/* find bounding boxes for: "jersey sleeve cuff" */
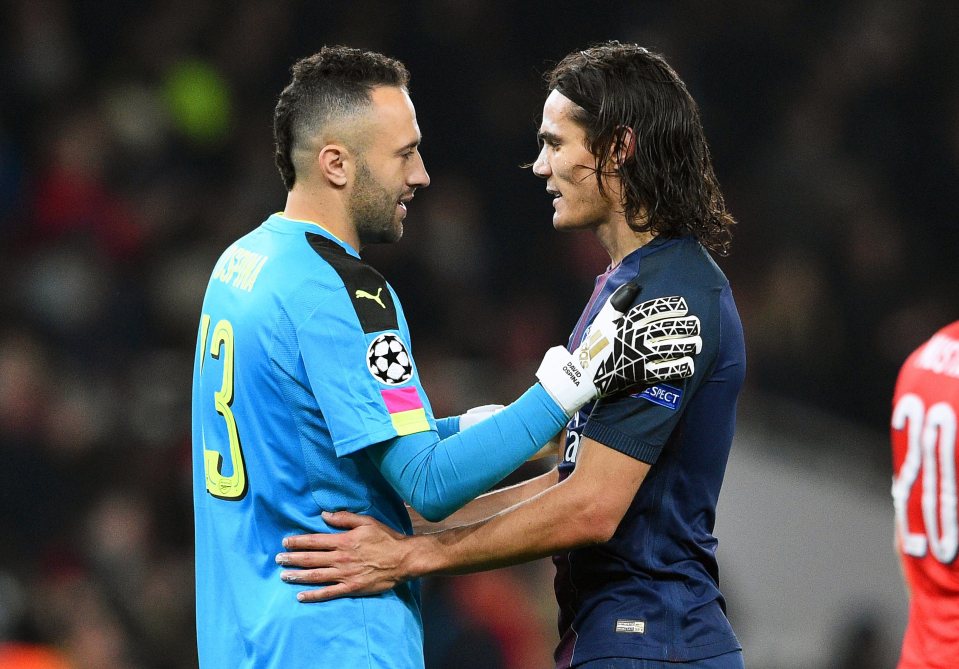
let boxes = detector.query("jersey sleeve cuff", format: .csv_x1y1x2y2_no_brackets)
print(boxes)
582,421,662,464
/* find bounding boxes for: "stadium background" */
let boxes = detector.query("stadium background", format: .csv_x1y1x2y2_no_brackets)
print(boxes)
1,1,957,667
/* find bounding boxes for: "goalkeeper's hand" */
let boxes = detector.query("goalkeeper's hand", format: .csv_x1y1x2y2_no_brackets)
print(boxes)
536,283,702,415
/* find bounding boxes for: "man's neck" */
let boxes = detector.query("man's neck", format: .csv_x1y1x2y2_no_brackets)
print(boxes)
595,217,656,268
283,188,359,252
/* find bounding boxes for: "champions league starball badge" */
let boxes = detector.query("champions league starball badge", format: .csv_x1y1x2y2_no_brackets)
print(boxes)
367,333,413,385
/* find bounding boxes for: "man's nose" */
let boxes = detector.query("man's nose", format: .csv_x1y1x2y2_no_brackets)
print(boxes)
532,146,550,178
411,153,430,188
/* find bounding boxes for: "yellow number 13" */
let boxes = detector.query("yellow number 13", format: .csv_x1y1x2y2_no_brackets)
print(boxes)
198,315,248,500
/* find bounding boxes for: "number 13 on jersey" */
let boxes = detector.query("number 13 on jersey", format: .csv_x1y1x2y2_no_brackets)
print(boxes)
197,314,248,501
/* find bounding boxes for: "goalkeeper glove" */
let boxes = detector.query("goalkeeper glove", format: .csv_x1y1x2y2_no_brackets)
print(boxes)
592,293,702,395
536,283,702,415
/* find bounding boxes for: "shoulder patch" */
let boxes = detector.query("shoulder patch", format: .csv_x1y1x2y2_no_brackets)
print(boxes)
367,333,413,385
306,233,398,333
631,383,683,410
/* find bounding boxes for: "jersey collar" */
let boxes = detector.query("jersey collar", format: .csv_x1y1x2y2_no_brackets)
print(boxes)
613,235,684,271
265,213,361,258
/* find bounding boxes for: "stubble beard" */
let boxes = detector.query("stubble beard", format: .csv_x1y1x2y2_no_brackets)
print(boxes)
350,159,403,246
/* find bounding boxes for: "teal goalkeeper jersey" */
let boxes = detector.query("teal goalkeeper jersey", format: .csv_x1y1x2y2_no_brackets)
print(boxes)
191,213,435,669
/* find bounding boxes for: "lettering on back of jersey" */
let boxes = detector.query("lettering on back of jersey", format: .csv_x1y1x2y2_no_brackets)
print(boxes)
212,244,269,293
915,333,959,379
632,383,683,410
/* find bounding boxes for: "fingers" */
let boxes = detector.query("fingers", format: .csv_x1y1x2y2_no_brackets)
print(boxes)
591,282,641,336
280,513,372,551
629,310,703,363
296,584,358,603
608,281,640,312
643,315,701,342
646,357,695,381
276,550,336,569
279,566,339,584
322,510,374,530
281,533,340,551
642,313,702,361
273,512,406,605
626,295,689,328
647,335,703,358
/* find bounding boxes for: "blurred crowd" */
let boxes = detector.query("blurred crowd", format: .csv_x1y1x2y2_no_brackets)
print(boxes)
0,1,956,667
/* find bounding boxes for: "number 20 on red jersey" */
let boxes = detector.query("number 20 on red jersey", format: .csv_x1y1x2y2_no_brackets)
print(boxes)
892,393,958,564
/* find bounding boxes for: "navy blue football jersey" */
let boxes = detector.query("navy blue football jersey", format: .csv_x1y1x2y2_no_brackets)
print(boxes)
554,235,745,666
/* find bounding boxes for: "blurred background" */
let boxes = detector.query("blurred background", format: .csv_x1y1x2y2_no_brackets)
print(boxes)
1,0,957,667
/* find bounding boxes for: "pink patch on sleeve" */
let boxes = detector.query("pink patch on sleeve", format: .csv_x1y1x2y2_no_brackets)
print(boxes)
380,386,423,413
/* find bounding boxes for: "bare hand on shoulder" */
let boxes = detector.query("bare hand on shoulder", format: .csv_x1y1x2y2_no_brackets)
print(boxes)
275,511,412,603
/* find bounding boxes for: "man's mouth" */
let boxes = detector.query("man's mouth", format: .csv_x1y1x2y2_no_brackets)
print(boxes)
547,188,562,207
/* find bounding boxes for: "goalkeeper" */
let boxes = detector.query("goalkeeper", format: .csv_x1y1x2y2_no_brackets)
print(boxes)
191,46,700,669
279,43,747,669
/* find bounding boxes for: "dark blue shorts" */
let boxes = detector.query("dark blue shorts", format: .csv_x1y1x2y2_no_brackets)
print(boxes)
574,650,745,669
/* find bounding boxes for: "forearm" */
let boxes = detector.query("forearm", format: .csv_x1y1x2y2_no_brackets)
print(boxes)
410,468,558,532
399,439,650,578
401,474,606,577
371,383,568,521
279,438,650,603
528,432,561,461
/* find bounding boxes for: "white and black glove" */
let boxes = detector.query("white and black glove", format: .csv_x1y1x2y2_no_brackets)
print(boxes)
536,283,702,415
592,294,702,396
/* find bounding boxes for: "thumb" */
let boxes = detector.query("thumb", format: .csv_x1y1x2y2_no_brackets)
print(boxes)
322,510,374,529
591,282,641,334
609,281,640,312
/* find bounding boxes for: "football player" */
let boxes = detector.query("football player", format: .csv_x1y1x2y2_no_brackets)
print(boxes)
891,321,959,669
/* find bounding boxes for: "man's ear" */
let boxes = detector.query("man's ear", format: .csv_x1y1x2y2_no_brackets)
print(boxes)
317,144,351,187
612,126,636,168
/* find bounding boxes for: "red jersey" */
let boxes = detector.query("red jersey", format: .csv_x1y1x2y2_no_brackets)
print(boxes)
892,321,959,669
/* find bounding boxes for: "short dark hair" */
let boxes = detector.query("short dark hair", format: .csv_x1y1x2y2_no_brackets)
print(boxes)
547,41,735,255
273,46,410,191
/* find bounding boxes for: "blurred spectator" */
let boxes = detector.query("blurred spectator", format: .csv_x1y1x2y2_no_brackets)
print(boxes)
0,642,71,669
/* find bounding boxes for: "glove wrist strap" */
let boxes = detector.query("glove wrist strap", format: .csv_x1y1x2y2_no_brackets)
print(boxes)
535,346,592,416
